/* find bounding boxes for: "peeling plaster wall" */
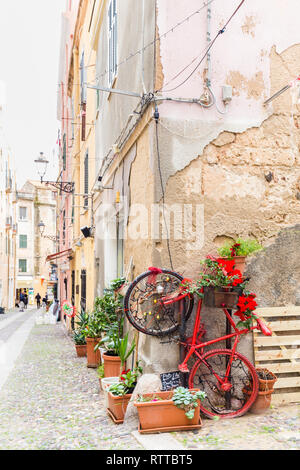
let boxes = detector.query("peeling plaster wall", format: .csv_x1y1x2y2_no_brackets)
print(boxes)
155,0,300,183
147,1,300,368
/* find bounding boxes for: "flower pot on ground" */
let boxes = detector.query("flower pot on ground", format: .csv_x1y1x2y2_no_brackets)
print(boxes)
134,387,206,434
106,366,143,423
244,388,274,415
73,330,87,357
256,368,277,391
100,331,136,378
106,382,133,423
75,344,87,357
86,337,101,368
107,390,132,423
101,377,120,407
102,352,122,377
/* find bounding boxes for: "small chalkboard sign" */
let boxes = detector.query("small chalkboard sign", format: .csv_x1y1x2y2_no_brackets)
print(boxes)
160,371,181,391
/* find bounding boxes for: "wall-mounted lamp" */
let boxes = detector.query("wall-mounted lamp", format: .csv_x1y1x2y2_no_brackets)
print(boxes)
38,220,59,242
81,226,93,238
34,152,74,194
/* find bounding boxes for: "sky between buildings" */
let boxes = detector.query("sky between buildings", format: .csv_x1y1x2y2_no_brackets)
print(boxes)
0,0,63,188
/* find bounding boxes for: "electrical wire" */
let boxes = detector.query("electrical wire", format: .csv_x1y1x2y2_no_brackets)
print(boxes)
94,0,217,83
158,0,246,94
154,106,174,271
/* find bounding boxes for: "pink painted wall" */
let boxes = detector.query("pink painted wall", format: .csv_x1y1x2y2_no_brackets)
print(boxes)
156,0,300,126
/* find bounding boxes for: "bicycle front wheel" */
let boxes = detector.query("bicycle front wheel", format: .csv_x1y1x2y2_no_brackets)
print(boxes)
124,269,194,336
189,348,259,418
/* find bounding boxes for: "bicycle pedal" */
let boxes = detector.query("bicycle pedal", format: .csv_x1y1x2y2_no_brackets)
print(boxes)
178,364,190,373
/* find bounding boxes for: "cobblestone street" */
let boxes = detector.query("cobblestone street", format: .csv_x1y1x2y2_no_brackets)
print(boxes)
0,315,299,450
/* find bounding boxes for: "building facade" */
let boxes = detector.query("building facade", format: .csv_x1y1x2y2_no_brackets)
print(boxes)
0,82,17,311
58,1,300,372
16,181,57,305
56,0,96,328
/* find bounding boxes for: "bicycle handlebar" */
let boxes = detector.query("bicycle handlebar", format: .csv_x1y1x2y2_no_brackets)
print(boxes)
255,317,272,336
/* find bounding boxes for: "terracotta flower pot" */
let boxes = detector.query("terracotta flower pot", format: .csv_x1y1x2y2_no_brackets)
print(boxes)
256,368,277,391
107,391,132,423
204,287,239,309
75,344,87,357
134,390,202,433
86,337,101,368
103,353,122,378
232,256,246,274
244,388,274,415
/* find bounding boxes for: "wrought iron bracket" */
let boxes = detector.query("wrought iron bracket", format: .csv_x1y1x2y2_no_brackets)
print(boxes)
44,180,75,194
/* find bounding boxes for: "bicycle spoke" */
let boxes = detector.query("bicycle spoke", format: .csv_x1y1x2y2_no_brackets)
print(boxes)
124,270,194,336
189,349,257,418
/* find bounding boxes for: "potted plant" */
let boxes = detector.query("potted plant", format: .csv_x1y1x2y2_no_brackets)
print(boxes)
217,238,263,274
73,329,87,357
84,314,103,368
184,257,245,309
134,387,206,434
107,365,143,423
100,328,136,378
256,368,277,391
243,368,277,414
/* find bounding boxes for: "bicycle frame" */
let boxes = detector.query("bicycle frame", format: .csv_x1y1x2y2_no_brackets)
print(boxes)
162,290,268,388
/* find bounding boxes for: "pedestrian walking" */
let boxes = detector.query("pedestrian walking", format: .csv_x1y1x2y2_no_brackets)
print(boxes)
23,293,28,309
19,291,25,312
35,293,41,309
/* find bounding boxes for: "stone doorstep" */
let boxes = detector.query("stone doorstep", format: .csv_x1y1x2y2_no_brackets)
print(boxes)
131,430,185,450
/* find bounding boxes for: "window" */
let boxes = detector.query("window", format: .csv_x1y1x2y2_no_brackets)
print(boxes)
19,235,27,249
84,151,89,208
19,259,27,273
19,207,27,220
108,0,117,87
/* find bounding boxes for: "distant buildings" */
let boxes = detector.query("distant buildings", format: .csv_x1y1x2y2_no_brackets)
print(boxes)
15,181,57,306
0,81,17,310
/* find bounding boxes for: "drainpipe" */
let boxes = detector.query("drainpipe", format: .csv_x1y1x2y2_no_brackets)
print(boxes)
206,2,212,89
199,2,214,108
141,0,147,94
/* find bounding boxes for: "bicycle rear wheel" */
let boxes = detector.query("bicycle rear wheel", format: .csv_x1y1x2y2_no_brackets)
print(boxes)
124,269,194,336
189,348,259,418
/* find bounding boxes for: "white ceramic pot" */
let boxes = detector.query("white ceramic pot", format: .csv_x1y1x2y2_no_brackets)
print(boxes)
101,377,120,408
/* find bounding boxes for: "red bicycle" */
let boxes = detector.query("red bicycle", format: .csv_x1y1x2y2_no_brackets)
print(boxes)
124,268,272,418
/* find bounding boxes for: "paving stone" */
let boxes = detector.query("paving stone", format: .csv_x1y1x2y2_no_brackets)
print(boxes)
0,323,143,450
0,317,299,450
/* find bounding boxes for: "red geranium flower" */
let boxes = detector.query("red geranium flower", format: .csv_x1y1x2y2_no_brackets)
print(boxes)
217,258,235,274
120,369,130,381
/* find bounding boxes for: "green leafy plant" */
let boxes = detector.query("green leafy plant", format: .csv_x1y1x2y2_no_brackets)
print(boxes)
120,363,143,390
182,257,246,299
218,238,263,258
109,277,126,292
118,333,136,367
172,387,206,420
83,313,103,339
75,311,89,330
108,382,127,396
97,364,105,379
73,329,86,345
